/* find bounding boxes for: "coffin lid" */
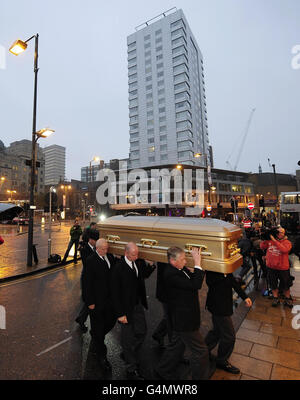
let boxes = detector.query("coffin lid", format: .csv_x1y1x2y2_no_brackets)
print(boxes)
99,215,241,239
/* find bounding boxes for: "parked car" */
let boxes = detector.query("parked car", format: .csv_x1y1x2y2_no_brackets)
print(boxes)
12,215,29,225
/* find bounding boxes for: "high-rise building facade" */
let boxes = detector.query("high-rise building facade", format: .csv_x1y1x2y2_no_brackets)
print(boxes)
127,9,211,169
0,139,45,199
43,145,66,185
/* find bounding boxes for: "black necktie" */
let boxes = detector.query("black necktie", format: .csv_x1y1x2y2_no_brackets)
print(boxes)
131,261,138,277
102,256,109,269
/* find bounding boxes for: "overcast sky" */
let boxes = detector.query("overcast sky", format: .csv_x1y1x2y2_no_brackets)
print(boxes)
1,0,299,180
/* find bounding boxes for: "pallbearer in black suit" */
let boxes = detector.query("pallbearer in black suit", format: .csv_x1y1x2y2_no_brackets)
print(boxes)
83,238,116,372
75,229,99,332
155,247,211,380
111,242,156,380
205,271,252,374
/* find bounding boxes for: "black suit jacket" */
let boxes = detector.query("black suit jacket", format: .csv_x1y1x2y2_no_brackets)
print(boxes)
205,271,247,316
155,262,168,303
79,243,95,302
111,257,155,322
82,252,116,312
163,264,205,332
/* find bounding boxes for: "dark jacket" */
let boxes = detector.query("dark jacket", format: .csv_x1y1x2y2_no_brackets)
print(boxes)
205,271,247,316
79,243,95,302
81,225,96,244
238,236,252,257
70,224,82,241
163,264,205,332
82,252,116,311
155,262,168,303
111,257,155,322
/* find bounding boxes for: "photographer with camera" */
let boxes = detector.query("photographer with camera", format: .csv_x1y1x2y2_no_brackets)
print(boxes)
260,227,293,307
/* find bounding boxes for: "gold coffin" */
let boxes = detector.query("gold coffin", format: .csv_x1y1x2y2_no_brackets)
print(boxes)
98,216,243,274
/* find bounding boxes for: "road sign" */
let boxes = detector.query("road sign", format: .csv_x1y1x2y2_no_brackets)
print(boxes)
206,204,212,212
247,202,254,210
243,220,252,228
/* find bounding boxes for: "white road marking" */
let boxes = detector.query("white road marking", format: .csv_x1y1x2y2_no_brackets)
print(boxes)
36,336,72,356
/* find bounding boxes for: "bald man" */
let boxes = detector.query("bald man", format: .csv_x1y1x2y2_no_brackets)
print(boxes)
111,242,156,380
83,238,117,372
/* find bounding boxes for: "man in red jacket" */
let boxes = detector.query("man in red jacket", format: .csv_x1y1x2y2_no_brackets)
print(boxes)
260,227,292,307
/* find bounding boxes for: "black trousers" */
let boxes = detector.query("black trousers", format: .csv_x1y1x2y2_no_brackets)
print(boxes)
152,302,172,343
157,329,210,380
205,314,235,365
76,301,89,325
120,303,147,373
63,239,79,262
89,306,116,361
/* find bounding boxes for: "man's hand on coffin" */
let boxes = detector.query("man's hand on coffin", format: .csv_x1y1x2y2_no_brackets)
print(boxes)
118,315,128,324
191,247,202,267
145,260,156,269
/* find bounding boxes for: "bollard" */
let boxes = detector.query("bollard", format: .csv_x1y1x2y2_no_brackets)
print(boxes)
32,244,39,264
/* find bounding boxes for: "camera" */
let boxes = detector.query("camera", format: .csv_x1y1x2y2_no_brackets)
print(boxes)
260,227,279,241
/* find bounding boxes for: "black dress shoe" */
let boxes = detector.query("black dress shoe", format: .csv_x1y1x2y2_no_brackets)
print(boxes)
75,318,88,333
216,361,240,374
126,370,144,380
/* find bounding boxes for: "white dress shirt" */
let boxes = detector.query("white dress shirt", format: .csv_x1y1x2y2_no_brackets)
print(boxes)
124,256,138,277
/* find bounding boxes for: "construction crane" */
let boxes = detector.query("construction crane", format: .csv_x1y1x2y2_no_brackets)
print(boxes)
226,108,256,171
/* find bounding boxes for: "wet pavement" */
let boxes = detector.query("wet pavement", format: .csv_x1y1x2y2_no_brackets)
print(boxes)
0,222,80,280
1,223,299,381
0,258,254,380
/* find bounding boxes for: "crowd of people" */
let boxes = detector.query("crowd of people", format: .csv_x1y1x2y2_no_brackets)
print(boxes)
60,219,254,380
236,222,295,308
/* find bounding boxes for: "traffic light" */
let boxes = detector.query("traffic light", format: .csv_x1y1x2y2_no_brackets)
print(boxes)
259,196,265,208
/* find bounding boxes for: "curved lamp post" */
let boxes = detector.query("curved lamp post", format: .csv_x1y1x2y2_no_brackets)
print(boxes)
10,34,54,266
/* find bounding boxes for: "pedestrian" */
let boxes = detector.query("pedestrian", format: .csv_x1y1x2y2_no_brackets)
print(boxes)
82,238,117,372
75,228,99,333
111,242,156,380
250,224,268,280
260,227,293,307
61,218,83,265
154,247,211,380
235,230,253,284
81,222,97,245
205,271,252,374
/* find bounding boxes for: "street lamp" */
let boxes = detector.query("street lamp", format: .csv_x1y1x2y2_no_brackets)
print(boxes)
10,33,55,266
82,192,88,223
48,186,56,258
7,190,16,201
60,184,72,220
89,156,101,182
